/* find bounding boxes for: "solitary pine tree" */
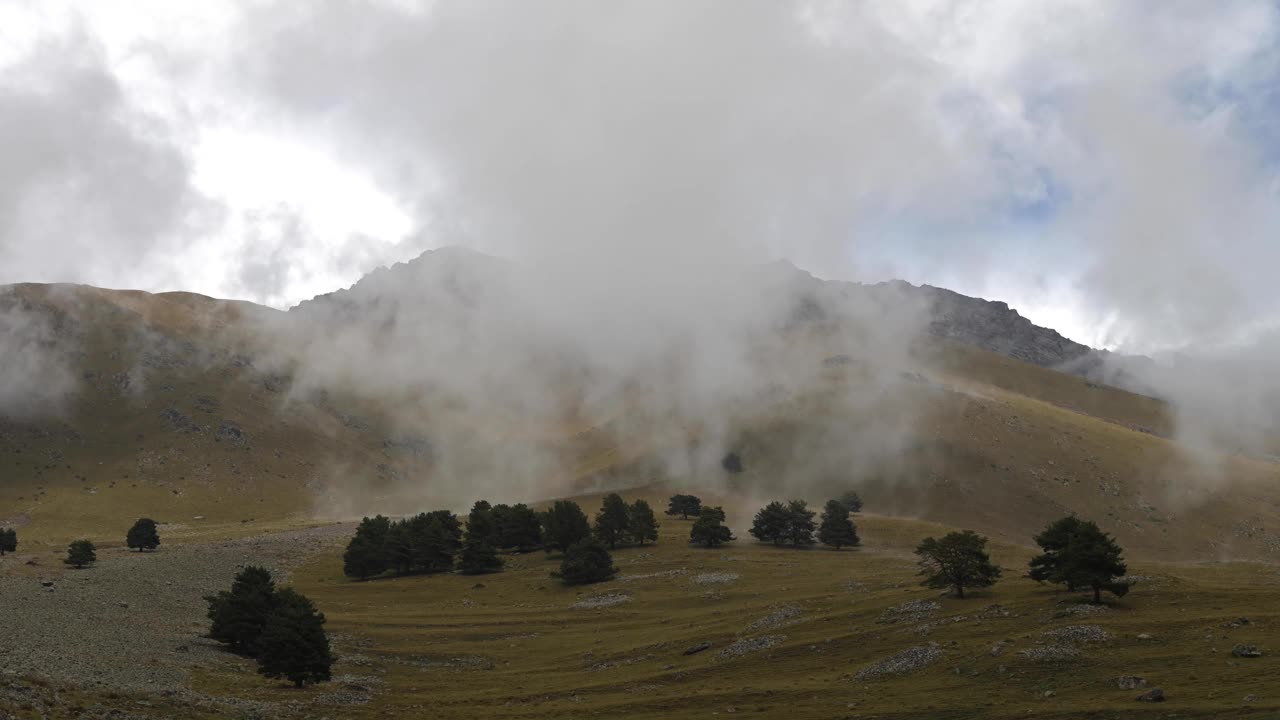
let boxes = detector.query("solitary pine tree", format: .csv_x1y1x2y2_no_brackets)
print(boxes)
0,528,16,555
206,565,278,655
689,506,734,548
785,499,817,546
1029,516,1129,604
915,531,1002,599
64,539,96,568
749,501,790,545
541,500,591,553
665,494,703,520
556,538,617,585
255,588,333,688
818,500,859,550
126,518,161,552
629,500,659,546
594,493,632,549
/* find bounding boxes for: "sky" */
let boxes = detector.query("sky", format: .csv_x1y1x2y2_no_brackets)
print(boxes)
2,0,1279,354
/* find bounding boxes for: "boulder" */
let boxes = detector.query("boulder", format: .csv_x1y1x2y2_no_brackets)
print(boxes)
1136,688,1165,703
1231,644,1263,658
683,641,712,656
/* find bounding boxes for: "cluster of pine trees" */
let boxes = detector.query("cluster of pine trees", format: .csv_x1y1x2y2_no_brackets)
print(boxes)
913,514,1131,603
205,566,333,687
665,494,861,550
342,511,465,579
340,494,662,584
746,498,860,550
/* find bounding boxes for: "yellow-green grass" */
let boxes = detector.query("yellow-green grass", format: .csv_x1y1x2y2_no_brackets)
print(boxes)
191,500,1279,719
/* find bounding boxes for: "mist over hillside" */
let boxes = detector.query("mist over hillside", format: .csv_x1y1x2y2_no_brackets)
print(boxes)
4,247,1279,563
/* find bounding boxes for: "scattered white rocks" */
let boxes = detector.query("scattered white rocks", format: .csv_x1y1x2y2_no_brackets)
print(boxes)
572,593,632,610
745,604,803,633
1043,625,1110,643
692,572,739,585
876,600,940,625
1056,603,1109,618
854,643,943,680
1019,645,1081,661
718,635,786,659
1115,676,1147,689
617,569,688,583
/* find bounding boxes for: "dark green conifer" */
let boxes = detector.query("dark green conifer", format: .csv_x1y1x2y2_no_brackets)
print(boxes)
255,588,333,688
126,518,161,552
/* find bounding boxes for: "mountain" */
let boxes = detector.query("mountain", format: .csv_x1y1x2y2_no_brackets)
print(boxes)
1,248,1277,562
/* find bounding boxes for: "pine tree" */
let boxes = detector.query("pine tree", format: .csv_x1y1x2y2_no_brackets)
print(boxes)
457,536,503,575
342,516,390,580
1029,516,1130,603
594,493,632,549
665,494,703,520
838,490,864,513
205,566,277,655
915,531,1002,598
384,522,414,576
555,538,617,585
1027,515,1084,589
749,501,790,545
495,504,542,552
818,500,859,550
64,539,96,568
412,515,459,573
0,528,16,555
467,500,498,547
690,506,734,548
126,518,161,552
541,500,591,553
427,510,464,554
628,499,659,546
784,499,817,546
255,588,333,688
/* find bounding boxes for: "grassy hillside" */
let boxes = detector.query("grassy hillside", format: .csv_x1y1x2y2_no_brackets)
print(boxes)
4,281,1280,566
180,487,1280,719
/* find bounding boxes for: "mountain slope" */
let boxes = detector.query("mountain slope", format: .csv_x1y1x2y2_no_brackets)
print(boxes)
1,249,1275,562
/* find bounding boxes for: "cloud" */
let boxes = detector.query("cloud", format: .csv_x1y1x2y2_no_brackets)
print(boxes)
0,21,219,291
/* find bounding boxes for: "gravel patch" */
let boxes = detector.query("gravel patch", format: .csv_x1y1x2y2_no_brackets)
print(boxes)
692,572,739,585
744,604,803,633
1054,603,1109,618
1019,645,1082,661
572,593,632,609
876,599,941,624
1043,625,1110,643
854,643,942,680
0,523,352,697
718,635,786,659
617,569,688,583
